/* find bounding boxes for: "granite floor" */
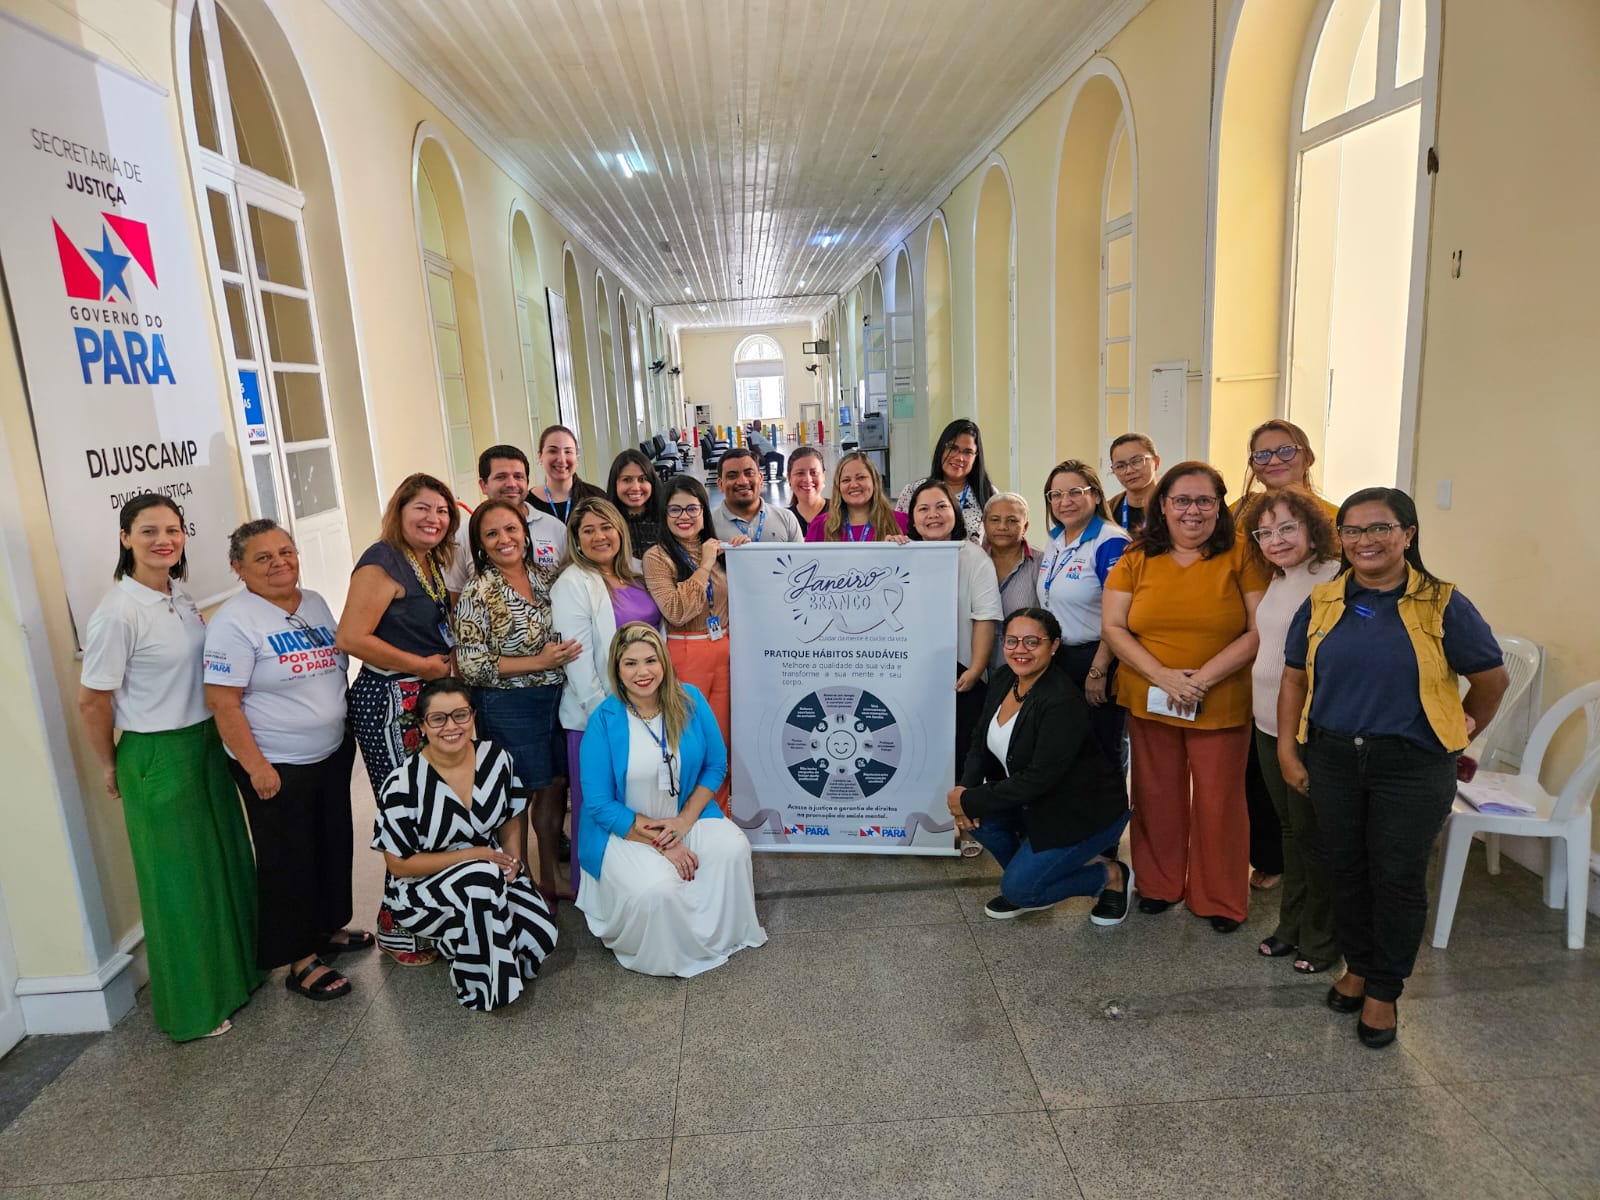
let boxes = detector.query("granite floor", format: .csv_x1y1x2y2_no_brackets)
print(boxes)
3,776,1597,1200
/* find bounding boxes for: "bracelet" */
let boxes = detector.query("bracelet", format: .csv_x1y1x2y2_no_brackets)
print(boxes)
1087,667,1105,679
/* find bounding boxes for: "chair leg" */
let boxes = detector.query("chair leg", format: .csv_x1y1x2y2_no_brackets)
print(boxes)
1431,817,1473,948
1567,823,1592,951
1547,838,1568,910
1484,832,1502,875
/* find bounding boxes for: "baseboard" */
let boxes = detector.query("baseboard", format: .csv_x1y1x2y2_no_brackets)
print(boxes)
13,950,136,1035
117,923,148,992
1480,834,1600,918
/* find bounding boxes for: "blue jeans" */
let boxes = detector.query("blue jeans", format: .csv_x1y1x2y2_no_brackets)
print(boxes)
974,812,1131,907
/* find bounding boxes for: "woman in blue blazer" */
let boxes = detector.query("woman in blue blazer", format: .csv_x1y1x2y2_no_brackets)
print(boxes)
575,622,766,975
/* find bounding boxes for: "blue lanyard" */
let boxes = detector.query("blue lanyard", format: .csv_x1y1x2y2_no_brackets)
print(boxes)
846,521,869,542
958,483,971,511
672,539,720,629
626,703,678,796
544,486,572,525
1043,529,1091,598
730,507,765,542
1120,497,1129,528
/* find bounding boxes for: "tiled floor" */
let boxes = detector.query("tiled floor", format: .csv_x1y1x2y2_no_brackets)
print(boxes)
3,778,1597,1200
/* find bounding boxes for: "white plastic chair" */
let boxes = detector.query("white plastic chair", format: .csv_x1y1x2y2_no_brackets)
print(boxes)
1460,635,1542,873
1432,680,1600,950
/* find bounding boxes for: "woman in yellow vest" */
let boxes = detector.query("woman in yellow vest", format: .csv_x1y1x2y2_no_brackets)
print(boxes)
1276,487,1508,1050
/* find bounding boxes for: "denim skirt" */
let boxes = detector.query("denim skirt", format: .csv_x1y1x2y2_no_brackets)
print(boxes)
474,684,563,789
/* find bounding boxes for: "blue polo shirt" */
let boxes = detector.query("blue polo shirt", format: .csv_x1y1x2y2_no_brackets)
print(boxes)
1284,577,1501,751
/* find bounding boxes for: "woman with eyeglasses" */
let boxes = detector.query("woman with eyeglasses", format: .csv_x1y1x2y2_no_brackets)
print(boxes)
78,494,262,1040
785,444,828,530
804,451,910,542
643,475,735,813
947,608,1131,922
337,472,460,966
1240,489,1342,974
1037,460,1130,770
1101,463,1268,933
455,498,582,904
894,418,994,544
576,623,766,975
1278,488,1507,1048
607,448,663,564
204,519,366,1004
1234,419,1338,891
906,480,1004,819
1104,433,1161,534
371,678,558,1011
552,498,663,895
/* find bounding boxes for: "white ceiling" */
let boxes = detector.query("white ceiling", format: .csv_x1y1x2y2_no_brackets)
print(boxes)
325,0,1140,332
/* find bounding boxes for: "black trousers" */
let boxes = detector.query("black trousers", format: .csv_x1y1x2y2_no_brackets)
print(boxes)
1245,734,1285,875
1052,641,1128,773
1305,729,1457,1002
228,733,358,970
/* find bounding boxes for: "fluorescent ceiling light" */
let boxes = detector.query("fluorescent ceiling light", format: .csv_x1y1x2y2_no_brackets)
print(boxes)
615,153,634,178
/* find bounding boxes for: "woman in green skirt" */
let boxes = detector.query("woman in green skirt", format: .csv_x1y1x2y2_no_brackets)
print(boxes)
77,493,264,1041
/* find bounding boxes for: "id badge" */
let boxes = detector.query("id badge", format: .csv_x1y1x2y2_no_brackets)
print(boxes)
657,759,674,793
707,615,724,641
437,619,456,649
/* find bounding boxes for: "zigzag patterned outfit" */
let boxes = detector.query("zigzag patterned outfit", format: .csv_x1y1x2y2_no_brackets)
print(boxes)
372,740,558,1011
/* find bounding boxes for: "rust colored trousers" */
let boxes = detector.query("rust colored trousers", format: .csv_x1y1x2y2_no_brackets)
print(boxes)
665,633,732,813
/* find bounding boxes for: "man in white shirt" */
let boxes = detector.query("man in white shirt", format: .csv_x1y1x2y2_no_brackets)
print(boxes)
710,447,803,543
445,443,568,593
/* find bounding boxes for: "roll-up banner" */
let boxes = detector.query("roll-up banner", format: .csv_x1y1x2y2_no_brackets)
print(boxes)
726,541,960,855
0,14,239,639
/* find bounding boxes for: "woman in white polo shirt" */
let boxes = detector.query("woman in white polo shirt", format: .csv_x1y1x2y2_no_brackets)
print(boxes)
205,519,368,1004
77,494,263,1041
1037,460,1130,770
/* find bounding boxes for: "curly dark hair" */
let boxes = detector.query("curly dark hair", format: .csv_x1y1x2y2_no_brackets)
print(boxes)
1133,461,1236,559
1239,485,1339,577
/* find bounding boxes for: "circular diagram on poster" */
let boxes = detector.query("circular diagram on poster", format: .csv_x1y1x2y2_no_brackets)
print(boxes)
780,686,901,801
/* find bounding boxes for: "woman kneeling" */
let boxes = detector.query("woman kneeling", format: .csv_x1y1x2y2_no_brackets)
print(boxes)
371,679,558,1011
948,608,1132,923
577,622,767,976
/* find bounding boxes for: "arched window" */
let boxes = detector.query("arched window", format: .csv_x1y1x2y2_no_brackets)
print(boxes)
1286,0,1430,499
1101,120,1134,458
181,0,350,601
415,159,474,502
734,334,785,422
510,208,552,449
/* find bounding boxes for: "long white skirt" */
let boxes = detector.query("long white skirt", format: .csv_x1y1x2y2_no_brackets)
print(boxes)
577,817,767,977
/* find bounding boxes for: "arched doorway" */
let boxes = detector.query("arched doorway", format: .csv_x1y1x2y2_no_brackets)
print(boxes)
559,248,597,476
888,248,917,478
510,206,554,451
974,160,1017,486
733,334,786,431
595,275,617,461
924,215,954,441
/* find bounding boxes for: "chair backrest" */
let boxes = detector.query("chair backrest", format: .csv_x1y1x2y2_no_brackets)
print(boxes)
1465,635,1542,768
1552,741,1600,823
1518,679,1600,790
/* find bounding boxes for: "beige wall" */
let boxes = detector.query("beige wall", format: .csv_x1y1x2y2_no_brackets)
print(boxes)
677,325,820,433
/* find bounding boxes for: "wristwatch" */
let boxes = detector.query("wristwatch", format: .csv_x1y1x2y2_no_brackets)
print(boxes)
1087,667,1105,679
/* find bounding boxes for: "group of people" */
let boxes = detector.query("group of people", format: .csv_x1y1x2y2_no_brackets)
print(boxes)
79,414,1506,1052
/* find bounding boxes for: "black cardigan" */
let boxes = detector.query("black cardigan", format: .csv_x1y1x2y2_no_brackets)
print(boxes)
958,663,1128,851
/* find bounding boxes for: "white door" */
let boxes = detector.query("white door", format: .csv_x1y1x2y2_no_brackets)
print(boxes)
0,884,22,1055
888,309,916,482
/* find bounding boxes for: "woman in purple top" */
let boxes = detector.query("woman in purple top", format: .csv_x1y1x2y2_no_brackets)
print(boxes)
551,498,664,893
804,452,910,542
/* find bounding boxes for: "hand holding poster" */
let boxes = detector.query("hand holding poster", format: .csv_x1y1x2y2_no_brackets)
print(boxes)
726,541,959,855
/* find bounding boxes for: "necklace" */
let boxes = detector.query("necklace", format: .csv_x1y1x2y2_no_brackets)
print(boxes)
404,547,447,605
1010,677,1033,704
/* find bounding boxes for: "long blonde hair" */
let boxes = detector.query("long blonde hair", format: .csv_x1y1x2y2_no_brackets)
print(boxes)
823,451,899,541
562,497,638,585
607,622,690,747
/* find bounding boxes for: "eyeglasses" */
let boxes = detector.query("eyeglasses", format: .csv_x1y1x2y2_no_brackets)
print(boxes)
1338,522,1404,541
942,444,977,459
284,612,333,648
1250,521,1302,544
1110,453,1152,473
1166,495,1219,512
421,706,474,730
1003,635,1048,650
1249,445,1304,467
1046,487,1096,503
666,503,703,518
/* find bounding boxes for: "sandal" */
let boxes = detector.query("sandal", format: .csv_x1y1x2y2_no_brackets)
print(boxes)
1294,955,1337,975
318,929,375,958
1250,870,1283,890
1258,936,1297,958
382,946,438,967
286,958,351,1001
958,838,983,858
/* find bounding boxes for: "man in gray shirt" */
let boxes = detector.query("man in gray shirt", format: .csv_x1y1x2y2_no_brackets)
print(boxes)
710,447,803,542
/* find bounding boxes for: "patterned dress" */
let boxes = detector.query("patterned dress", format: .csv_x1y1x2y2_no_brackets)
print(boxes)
372,741,559,1011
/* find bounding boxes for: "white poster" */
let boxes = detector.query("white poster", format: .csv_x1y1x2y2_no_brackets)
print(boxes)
727,541,960,855
0,15,239,638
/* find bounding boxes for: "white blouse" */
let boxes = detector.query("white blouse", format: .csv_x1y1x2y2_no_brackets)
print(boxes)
80,577,210,732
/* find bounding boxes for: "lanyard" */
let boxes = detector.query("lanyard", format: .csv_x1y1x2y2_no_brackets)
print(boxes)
627,702,678,797
1120,496,1129,528
846,521,869,543
544,485,572,525
1043,528,1092,598
730,507,765,542
672,539,721,633
958,483,971,511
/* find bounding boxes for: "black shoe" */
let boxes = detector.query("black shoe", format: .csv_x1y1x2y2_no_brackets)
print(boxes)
1089,860,1134,927
1258,936,1297,958
1357,1004,1398,1049
984,894,1054,920
1137,896,1175,915
557,831,572,862
1326,985,1365,1014
1209,916,1241,933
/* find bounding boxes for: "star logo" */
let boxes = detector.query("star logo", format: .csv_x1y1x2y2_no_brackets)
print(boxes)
54,213,157,302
